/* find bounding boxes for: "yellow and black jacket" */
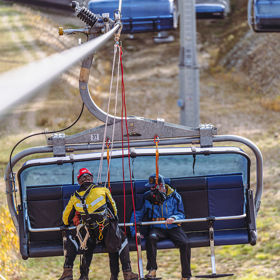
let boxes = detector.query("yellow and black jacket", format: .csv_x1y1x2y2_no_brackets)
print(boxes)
63,184,117,226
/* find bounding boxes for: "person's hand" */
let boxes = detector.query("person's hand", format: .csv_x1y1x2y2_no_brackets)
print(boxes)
166,217,175,224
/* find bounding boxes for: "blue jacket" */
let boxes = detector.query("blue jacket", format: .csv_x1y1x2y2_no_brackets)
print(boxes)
130,185,185,236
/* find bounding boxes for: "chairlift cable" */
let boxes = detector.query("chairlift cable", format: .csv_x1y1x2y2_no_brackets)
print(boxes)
8,102,85,211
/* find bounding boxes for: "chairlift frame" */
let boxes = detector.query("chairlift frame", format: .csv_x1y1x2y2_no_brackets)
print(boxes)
4,1,263,278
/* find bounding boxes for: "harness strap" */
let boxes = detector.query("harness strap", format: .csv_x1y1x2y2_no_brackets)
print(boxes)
75,185,94,224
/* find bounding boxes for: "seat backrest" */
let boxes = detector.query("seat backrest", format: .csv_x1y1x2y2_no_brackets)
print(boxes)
110,181,134,234
207,174,245,229
171,176,209,231
24,173,248,257
27,185,65,242
133,173,246,233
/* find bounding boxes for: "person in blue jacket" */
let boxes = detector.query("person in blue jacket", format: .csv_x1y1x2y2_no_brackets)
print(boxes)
130,174,192,280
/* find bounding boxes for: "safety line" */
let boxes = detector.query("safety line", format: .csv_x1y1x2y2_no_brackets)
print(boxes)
97,44,118,184
119,46,140,272
105,42,121,190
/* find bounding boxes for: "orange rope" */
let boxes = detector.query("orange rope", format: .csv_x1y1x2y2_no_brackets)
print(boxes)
106,139,111,191
154,136,160,185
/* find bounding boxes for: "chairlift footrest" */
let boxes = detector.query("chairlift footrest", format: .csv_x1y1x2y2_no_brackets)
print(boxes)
196,274,234,278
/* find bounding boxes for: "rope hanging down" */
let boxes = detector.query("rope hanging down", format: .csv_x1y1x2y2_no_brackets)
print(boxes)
105,41,122,189
96,43,119,185
154,136,160,185
119,46,140,273
106,139,111,191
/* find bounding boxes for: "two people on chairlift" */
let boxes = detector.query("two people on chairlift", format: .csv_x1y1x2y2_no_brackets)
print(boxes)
130,174,192,280
58,168,138,280
59,168,192,280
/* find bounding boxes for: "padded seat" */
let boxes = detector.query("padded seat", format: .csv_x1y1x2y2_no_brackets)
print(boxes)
24,173,249,258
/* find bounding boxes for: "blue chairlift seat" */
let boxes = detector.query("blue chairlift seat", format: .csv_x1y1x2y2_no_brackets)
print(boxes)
16,147,257,259
88,0,175,33
253,0,280,31
196,0,229,19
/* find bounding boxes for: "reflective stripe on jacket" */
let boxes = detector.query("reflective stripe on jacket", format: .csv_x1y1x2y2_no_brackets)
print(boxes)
63,184,117,225
130,184,185,236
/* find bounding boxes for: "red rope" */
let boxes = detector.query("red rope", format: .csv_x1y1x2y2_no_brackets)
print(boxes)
120,46,126,234
119,45,140,271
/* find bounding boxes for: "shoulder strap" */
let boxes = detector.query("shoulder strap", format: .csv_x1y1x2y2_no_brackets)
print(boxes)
75,185,94,221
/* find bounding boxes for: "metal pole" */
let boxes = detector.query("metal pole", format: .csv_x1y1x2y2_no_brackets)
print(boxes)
178,0,200,127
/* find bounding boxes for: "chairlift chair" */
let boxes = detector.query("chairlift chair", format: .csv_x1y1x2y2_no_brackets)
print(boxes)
88,0,177,34
248,0,280,31
5,50,262,277
195,0,230,19
5,2,262,279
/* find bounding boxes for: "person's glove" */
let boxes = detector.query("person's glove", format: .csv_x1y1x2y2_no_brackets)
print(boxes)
73,211,81,226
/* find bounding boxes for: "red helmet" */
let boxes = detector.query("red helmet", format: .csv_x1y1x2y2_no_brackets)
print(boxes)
77,168,93,180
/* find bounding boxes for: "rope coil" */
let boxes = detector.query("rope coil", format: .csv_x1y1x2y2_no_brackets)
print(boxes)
76,224,90,250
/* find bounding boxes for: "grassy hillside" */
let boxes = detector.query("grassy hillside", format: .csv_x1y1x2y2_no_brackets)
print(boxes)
0,1,279,279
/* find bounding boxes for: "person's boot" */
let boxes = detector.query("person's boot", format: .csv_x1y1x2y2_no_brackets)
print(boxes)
79,263,89,280
144,270,156,279
123,270,138,280
58,267,73,280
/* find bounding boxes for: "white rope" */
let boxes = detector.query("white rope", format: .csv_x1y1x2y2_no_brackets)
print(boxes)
118,0,123,14
76,224,90,250
104,44,121,188
0,274,7,280
96,44,118,184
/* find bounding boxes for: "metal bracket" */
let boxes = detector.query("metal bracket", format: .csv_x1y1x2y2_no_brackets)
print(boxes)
52,133,66,157
199,124,217,147
47,118,217,146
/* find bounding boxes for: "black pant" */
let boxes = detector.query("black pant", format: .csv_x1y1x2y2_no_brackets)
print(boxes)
146,226,192,278
109,228,132,277
63,227,131,277
63,230,96,276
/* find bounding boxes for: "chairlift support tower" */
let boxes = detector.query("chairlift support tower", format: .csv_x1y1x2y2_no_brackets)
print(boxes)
178,0,200,127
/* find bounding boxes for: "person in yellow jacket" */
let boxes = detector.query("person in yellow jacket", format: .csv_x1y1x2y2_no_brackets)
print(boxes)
58,168,138,280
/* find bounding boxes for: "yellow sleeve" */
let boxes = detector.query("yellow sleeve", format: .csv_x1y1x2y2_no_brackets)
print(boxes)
106,188,117,216
62,196,75,225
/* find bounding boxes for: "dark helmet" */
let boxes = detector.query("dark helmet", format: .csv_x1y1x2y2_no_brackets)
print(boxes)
145,174,165,189
146,174,166,204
